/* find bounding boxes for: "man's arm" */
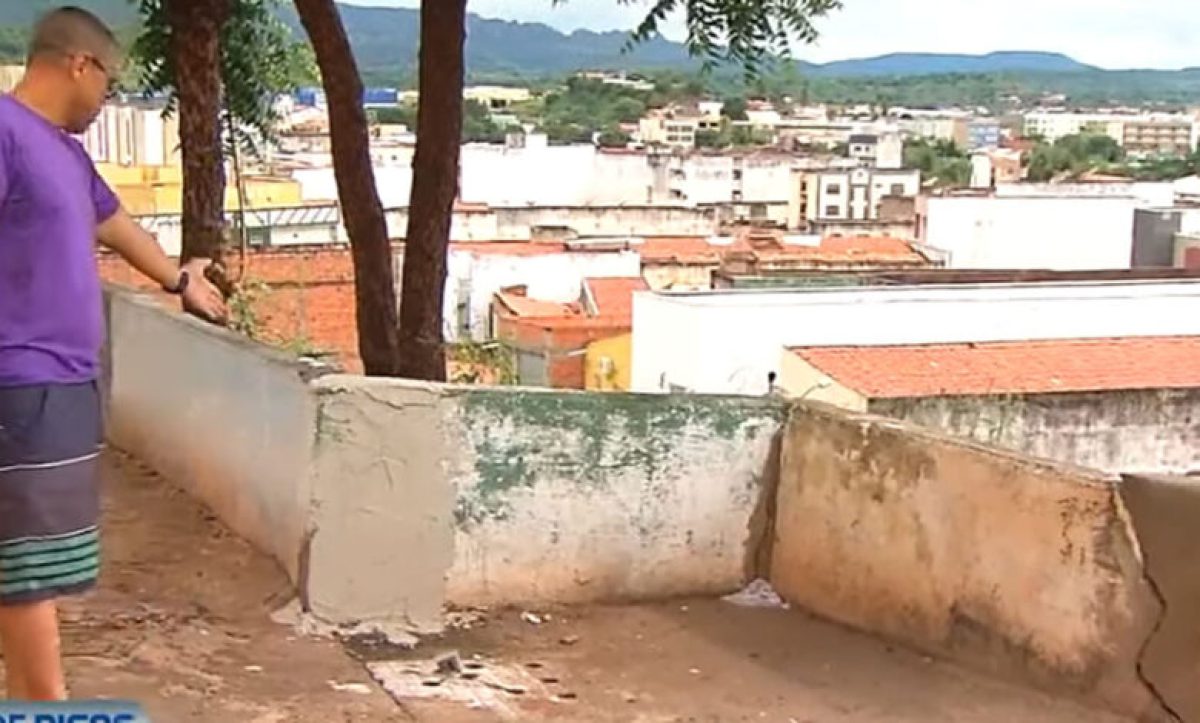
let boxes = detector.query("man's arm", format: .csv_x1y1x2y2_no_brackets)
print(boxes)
97,208,227,322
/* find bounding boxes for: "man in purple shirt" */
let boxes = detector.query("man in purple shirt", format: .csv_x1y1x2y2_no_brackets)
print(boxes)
0,7,225,700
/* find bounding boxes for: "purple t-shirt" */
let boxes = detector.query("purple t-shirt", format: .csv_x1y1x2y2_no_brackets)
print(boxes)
0,95,120,386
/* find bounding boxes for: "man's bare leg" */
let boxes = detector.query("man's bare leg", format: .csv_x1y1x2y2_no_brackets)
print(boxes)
0,600,65,700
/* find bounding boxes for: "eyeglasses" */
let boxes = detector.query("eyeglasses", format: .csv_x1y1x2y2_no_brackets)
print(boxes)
80,53,118,100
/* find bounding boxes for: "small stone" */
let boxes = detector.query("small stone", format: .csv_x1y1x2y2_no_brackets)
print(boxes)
521,611,544,625
541,675,560,684
688,668,701,675
679,605,689,613
622,692,638,703
435,651,463,675
422,678,444,688
243,665,263,673
464,660,485,671
556,692,578,701
502,684,527,695
559,634,580,646
525,661,544,670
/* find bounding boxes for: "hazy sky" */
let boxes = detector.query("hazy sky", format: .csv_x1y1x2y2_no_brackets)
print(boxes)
350,0,1198,70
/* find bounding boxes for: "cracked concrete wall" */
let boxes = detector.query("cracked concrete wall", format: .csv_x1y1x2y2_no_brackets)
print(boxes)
772,403,1165,719
1119,474,1200,721
104,291,322,584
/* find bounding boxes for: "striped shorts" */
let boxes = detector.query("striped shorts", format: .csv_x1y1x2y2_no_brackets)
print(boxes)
0,382,102,605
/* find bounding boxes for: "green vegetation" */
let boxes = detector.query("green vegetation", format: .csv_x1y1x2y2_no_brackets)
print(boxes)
903,138,970,187
1026,133,1123,181
372,100,506,143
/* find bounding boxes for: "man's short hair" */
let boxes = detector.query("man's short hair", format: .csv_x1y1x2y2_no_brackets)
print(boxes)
27,6,120,68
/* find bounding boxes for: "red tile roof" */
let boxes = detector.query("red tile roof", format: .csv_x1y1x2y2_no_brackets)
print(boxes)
790,337,1200,398
583,277,649,318
638,237,722,264
451,242,568,256
638,234,927,266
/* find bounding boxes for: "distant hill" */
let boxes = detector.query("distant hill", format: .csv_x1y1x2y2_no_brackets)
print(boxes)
0,1,1169,86
804,51,1096,77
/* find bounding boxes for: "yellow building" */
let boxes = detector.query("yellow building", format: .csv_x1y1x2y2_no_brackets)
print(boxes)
0,65,23,93
584,333,633,392
96,164,303,216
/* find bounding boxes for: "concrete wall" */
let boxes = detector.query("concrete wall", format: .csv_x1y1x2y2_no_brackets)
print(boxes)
104,289,785,628
871,388,1200,476
631,280,1200,394
438,388,785,606
771,403,1163,718
104,292,325,584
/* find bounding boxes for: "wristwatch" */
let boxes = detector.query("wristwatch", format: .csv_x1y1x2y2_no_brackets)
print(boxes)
163,269,190,295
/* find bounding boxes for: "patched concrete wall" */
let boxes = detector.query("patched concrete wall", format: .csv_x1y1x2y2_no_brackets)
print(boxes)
104,291,324,584
872,388,1200,475
306,379,455,631
305,378,786,611
443,388,786,606
772,403,1164,718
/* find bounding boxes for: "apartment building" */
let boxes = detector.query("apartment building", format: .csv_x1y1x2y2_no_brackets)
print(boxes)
639,111,706,149
788,167,922,228
1122,118,1196,157
1024,111,1197,156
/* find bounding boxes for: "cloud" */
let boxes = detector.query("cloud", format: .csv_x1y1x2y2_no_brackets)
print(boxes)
348,0,1200,69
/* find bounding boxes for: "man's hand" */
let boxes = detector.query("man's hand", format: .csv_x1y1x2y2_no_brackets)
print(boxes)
180,258,228,323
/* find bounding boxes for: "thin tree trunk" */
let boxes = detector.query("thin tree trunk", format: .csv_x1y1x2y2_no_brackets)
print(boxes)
293,0,400,376
166,0,229,264
397,0,467,381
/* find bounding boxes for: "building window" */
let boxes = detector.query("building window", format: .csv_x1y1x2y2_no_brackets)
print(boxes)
889,183,905,196
826,183,842,196
825,205,840,217
732,169,743,181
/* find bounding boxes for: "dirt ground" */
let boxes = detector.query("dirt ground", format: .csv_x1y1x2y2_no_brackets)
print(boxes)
13,452,1130,722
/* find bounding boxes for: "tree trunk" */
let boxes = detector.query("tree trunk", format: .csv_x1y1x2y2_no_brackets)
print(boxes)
396,0,467,381
293,0,400,376
166,0,229,264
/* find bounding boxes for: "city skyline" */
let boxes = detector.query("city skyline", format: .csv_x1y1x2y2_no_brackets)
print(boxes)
349,0,1200,71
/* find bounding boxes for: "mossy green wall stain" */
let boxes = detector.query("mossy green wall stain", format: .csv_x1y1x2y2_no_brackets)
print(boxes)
452,390,786,527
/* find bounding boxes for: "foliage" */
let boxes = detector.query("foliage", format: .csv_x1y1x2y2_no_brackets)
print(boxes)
448,341,517,385
226,278,271,340
1122,151,1200,181
374,100,504,143
1026,133,1125,182
539,77,648,143
903,138,971,188
722,95,748,120
596,125,631,148
617,0,842,76
133,0,317,158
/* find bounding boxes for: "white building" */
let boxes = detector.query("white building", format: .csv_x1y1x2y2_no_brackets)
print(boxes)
442,246,641,341
916,193,1137,269
287,143,799,209
788,167,921,228
80,102,181,167
630,280,1200,394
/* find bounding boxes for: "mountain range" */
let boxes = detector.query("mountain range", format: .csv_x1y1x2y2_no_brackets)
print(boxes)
0,1,1143,79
